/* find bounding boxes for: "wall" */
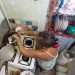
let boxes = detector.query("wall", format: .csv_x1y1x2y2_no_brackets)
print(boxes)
0,0,49,31
0,10,4,23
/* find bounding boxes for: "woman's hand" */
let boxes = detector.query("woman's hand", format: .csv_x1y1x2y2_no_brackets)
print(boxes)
12,34,22,46
44,47,58,58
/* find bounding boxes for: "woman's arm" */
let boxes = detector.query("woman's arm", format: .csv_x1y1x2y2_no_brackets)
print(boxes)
14,35,58,61
17,41,58,61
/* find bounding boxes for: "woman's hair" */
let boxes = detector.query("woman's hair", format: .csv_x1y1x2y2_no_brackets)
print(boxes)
1,30,57,50
36,31,58,49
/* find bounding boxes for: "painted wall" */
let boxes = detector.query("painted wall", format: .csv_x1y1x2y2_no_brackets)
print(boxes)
0,0,49,31
0,10,4,24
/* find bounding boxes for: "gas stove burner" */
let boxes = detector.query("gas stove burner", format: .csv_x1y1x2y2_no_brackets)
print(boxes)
22,36,36,49
23,37,34,48
19,56,32,66
22,56,29,62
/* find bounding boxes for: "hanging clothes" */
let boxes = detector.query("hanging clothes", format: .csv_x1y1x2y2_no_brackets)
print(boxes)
45,0,57,31
58,0,75,15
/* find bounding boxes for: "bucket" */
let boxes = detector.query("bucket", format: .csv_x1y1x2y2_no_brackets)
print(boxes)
57,50,74,65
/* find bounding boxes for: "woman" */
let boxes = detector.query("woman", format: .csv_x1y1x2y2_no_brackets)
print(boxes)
12,0,58,74
13,27,58,75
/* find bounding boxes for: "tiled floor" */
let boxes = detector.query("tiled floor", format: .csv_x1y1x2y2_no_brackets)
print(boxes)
68,45,75,75
68,59,75,75
35,60,75,75
35,55,75,75
35,68,56,75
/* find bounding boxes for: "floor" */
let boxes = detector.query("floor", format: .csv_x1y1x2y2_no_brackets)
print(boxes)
68,59,75,75
35,59,75,75
35,44,75,75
